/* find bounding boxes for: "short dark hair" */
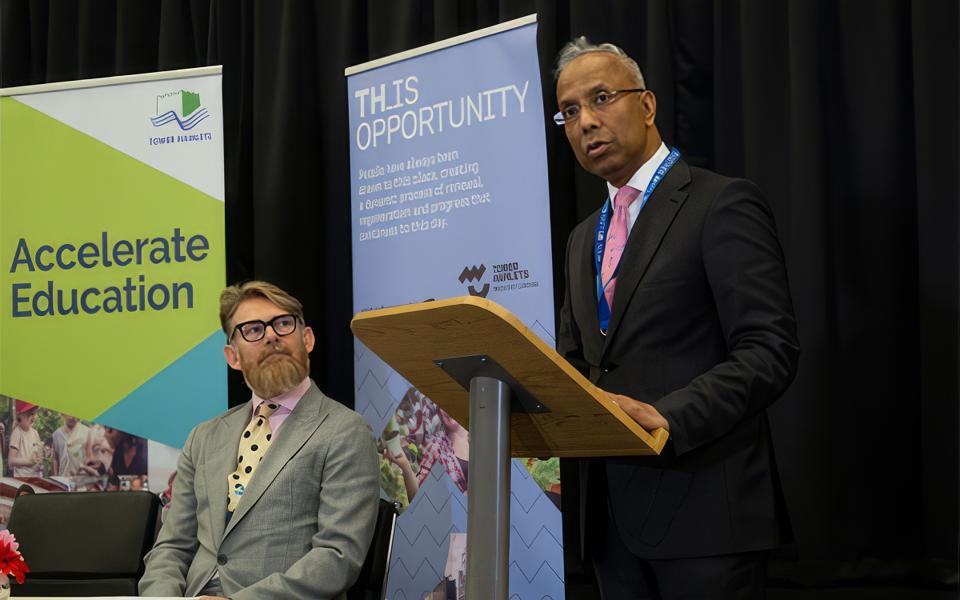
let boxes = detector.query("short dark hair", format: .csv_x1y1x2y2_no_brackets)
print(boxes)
554,36,646,87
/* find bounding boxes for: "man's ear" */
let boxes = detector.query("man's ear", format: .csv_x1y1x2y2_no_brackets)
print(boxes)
302,326,316,354
641,90,657,126
223,343,242,371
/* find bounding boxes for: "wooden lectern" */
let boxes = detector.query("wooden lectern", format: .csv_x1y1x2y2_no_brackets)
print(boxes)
351,296,668,600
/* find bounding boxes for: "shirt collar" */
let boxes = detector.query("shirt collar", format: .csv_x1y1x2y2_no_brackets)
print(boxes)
606,142,670,206
250,377,311,414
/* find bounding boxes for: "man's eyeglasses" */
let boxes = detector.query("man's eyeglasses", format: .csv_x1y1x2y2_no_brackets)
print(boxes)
553,88,646,126
231,314,300,343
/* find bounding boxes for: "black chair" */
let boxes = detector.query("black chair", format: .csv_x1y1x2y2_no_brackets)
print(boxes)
348,498,399,600
7,490,159,596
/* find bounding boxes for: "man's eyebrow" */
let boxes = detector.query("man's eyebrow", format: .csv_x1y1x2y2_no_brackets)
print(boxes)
558,83,609,105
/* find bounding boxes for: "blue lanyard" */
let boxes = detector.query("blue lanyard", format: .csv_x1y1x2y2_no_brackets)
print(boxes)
594,147,681,333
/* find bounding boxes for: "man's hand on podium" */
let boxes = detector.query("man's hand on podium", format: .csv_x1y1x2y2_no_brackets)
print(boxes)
607,393,669,433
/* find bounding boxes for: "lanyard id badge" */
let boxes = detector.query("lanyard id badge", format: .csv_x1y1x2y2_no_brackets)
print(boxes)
594,147,681,333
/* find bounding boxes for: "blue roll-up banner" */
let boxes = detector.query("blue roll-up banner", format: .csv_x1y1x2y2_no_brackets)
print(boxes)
347,15,563,600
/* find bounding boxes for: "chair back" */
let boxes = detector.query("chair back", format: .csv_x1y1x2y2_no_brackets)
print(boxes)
348,498,399,600
7,490,159,596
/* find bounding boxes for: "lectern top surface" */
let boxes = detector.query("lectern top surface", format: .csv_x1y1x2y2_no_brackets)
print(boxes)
351,296,668,457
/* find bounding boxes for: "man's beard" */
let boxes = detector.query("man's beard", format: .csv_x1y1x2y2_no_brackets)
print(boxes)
242,342,309,399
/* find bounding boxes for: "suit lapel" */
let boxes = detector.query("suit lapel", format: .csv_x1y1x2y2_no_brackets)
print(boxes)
576,210,603,340
206,406,250,544
601,160,691,356
223,384,329,539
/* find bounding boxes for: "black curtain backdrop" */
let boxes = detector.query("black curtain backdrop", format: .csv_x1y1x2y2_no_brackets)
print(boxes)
2,0,957,595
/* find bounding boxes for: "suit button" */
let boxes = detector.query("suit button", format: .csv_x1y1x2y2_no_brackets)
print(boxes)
602,367,610,373
217,554,227,565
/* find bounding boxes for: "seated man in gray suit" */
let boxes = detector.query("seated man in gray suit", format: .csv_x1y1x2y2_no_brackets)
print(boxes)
140,281,380,599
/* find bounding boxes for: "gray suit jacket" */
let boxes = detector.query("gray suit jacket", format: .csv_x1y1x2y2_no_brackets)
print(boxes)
139,381,379,599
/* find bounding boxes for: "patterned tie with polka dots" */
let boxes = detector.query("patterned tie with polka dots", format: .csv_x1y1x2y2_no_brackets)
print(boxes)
227,402,278,512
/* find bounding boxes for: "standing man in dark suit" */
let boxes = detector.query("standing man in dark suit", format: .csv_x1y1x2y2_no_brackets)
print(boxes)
140,281,379,599
554,38,800,599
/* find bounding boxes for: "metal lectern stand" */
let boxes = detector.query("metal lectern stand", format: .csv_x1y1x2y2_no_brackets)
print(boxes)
351,296,668,600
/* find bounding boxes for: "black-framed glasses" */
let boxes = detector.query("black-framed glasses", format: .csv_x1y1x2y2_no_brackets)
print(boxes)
553,88,646,126
231,314,300,342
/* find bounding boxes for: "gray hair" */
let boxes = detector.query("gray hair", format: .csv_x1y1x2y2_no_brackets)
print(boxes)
553,37,646,88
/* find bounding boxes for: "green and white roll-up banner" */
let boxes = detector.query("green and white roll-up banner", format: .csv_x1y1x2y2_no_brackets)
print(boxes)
0,68,226,498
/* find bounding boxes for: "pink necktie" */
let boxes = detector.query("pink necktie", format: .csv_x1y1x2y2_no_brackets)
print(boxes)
601,185,641,310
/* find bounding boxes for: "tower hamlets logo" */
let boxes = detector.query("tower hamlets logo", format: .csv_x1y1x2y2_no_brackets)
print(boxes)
458,264,489,298
150,90,210,130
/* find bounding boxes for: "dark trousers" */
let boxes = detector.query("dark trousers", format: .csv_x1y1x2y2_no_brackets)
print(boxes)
590,504,768,600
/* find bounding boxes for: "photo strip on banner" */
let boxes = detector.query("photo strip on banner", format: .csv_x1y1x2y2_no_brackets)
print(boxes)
0,395,180,527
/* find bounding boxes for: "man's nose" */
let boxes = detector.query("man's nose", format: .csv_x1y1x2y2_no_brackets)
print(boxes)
263,323,282,342
578,104,602,131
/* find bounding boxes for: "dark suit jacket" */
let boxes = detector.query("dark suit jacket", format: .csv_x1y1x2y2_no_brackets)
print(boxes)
558,158,799,559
